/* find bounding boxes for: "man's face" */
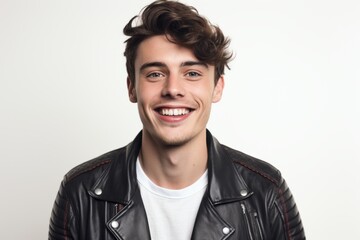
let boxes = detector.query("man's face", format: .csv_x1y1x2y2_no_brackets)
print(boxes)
128,35,224,146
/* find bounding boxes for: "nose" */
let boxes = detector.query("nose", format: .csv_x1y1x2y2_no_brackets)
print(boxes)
161,74,185,98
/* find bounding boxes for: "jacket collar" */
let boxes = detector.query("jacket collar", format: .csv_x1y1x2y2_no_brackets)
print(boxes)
89,130,252,204
88,131,142,204
206,130,252,203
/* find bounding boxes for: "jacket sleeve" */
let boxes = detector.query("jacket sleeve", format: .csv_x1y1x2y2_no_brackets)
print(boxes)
270,177,306,240
49,180,77,240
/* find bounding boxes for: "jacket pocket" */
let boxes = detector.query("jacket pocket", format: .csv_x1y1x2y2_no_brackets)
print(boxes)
241,203,264,240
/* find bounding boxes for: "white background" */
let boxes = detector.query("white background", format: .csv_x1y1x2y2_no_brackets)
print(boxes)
1,0,359,239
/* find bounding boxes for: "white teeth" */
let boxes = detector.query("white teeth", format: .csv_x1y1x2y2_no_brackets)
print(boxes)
160,108,189,116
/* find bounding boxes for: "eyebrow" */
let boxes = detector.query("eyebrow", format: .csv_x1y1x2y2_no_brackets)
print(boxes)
181,61,209,68
140,61,209,72
140,62,166,72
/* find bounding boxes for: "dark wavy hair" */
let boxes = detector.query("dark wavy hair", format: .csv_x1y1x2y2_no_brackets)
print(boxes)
123,0,233,84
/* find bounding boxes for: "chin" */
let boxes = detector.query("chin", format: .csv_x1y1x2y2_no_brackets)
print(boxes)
152,129,198,147
158,135,191,147
144,127,205,147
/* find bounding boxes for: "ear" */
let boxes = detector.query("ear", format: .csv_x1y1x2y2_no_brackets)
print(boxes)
212,75,224,103
127,77,137,103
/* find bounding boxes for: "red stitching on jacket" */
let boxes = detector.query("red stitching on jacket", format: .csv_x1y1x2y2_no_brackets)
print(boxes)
233,160,293,239
67,159,112,181
233,160,278,185
278,185,292,240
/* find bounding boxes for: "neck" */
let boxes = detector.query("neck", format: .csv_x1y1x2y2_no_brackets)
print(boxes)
139,130,208,189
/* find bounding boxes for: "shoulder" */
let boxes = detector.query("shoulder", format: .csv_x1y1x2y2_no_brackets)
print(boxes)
221,144,283,187
63,146,126,184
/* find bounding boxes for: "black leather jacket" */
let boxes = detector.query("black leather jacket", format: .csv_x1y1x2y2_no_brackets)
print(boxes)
49,131,305,239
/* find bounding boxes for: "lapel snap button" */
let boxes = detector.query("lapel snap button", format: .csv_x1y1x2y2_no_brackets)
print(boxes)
111,221,119,228
240,189,248,197
222,227,230,234
94,188,102,195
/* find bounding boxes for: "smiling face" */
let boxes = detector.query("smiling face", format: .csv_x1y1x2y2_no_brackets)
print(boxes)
128,35,224,147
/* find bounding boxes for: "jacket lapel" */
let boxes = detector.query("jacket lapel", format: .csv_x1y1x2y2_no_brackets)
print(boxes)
191,197,235,240
106,189,151,240
191,131,253,239
89,132,152,240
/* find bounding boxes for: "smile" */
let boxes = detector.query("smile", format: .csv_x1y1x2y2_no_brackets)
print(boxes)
158,108,190,116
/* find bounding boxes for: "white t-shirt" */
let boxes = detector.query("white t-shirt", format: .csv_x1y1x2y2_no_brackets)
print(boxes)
136,159,208,240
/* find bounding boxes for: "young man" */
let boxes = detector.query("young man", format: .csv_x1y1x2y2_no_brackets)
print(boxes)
49,1,305,239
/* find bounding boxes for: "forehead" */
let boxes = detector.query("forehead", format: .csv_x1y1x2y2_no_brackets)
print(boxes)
135,35,198,67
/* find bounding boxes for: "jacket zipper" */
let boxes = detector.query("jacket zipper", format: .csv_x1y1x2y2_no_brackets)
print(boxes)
253,212,264,240
241,203,254,240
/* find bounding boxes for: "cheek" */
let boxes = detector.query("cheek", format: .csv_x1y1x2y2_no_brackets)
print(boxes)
191,91,215,109
136,86,159,112
192,84,215,102
135,83,151,102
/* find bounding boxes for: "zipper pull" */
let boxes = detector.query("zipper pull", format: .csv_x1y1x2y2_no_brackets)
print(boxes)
241,203,246,214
